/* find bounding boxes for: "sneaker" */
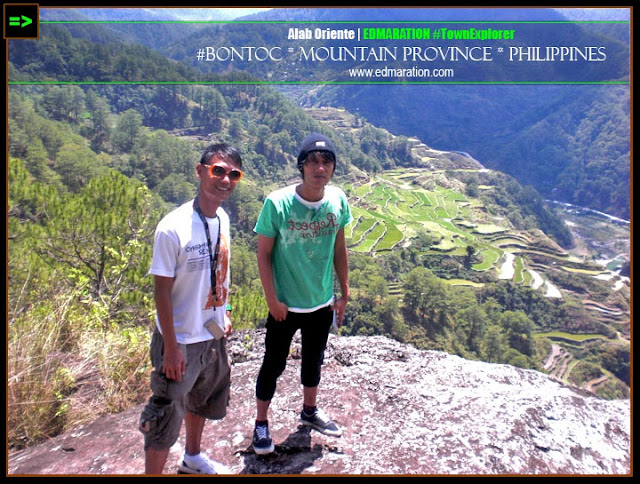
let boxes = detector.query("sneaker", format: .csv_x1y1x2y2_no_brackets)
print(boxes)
300,407,343,436
252,422,275,455
177,452,221,474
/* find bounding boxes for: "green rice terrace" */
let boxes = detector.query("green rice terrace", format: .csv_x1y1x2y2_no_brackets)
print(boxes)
339,168,629,395
310,105,611,300
343,168,579,292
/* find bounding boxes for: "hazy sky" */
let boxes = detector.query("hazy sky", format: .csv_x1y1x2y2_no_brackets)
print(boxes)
208,7,630,21
170,8,272,20
39,7,630,21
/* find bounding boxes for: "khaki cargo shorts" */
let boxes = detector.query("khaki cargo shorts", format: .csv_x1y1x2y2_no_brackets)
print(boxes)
139,330,231,450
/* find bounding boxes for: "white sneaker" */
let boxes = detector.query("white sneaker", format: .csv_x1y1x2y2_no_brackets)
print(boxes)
178,452,226,474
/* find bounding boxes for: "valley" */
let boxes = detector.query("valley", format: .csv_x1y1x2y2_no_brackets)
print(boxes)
310,107,628,295
307,106,630,395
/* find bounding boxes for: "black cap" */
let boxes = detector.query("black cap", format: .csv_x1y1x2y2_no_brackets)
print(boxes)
297,133,337,169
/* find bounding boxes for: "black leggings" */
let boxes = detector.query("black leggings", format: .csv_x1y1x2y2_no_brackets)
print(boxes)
256,306,333,402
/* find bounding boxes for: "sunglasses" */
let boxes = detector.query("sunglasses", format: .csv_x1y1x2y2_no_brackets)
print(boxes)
204,164,243,182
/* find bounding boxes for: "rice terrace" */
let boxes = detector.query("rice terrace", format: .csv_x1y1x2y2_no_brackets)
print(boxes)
338,165,629,391
299,104,628,396
343,168,572,295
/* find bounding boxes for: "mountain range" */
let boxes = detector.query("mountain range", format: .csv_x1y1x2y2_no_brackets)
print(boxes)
38,7,629,219
12,3,630,371
245,8,631,220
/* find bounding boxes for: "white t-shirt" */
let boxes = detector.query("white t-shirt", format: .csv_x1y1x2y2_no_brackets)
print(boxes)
149,200,230,344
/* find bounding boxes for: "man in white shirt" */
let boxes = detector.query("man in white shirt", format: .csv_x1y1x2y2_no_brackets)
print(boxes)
139,143,243,474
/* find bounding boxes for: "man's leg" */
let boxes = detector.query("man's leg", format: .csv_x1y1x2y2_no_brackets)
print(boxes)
256,398,271,421
253,313,297,455
178,338,232,474
145,447,171,474
256,313,298,403
299,307,332,391
141,331,187,474
303,385,318,409
178,412,224,474
299,308,341,436
184,412,206,456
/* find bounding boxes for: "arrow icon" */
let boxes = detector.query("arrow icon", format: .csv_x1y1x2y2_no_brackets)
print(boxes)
9,16,33,28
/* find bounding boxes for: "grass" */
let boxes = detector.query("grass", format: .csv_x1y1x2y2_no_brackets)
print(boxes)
376,222,404,251
444,279,485,287
473,247,502,271
513,256,526,284
8,287,152,449
474,224,508,235
354,222,387,252
536,331,608,343
560,266,607,276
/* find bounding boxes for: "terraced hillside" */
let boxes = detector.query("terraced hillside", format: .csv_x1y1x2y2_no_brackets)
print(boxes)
340,167,629,339
342,168,578,298
339,167,630,395
309,108,579,295
309,106,629,333
310,106,629,396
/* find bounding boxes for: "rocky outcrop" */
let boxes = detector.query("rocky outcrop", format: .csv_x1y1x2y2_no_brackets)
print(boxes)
8,330,630,475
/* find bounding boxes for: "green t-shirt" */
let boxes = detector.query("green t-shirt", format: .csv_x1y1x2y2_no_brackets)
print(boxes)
254,184,353,311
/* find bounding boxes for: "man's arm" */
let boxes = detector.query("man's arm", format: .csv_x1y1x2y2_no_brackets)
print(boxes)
257,234,288,321
154,275,185,381
332,227,350,327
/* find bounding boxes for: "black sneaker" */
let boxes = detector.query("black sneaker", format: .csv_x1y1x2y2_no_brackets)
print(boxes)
252,422,275,455
300,408,343,436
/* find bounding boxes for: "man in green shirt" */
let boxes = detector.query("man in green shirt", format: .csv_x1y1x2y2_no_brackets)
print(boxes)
252,133,352,455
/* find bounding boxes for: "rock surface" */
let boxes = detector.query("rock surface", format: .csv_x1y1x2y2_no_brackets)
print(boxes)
8,330,631,476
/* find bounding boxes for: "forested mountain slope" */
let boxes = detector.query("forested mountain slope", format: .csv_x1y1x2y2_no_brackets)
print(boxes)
35,7,631,218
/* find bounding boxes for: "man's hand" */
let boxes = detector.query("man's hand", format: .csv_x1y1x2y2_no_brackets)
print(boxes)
268,300,289,322
331,296,348,328
162,345,186,382
224,313,233,337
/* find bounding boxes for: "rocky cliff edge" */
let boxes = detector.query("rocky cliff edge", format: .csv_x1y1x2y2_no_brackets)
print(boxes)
8,330,631,476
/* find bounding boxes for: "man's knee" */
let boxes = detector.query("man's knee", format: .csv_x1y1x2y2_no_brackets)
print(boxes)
139,396,182,449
